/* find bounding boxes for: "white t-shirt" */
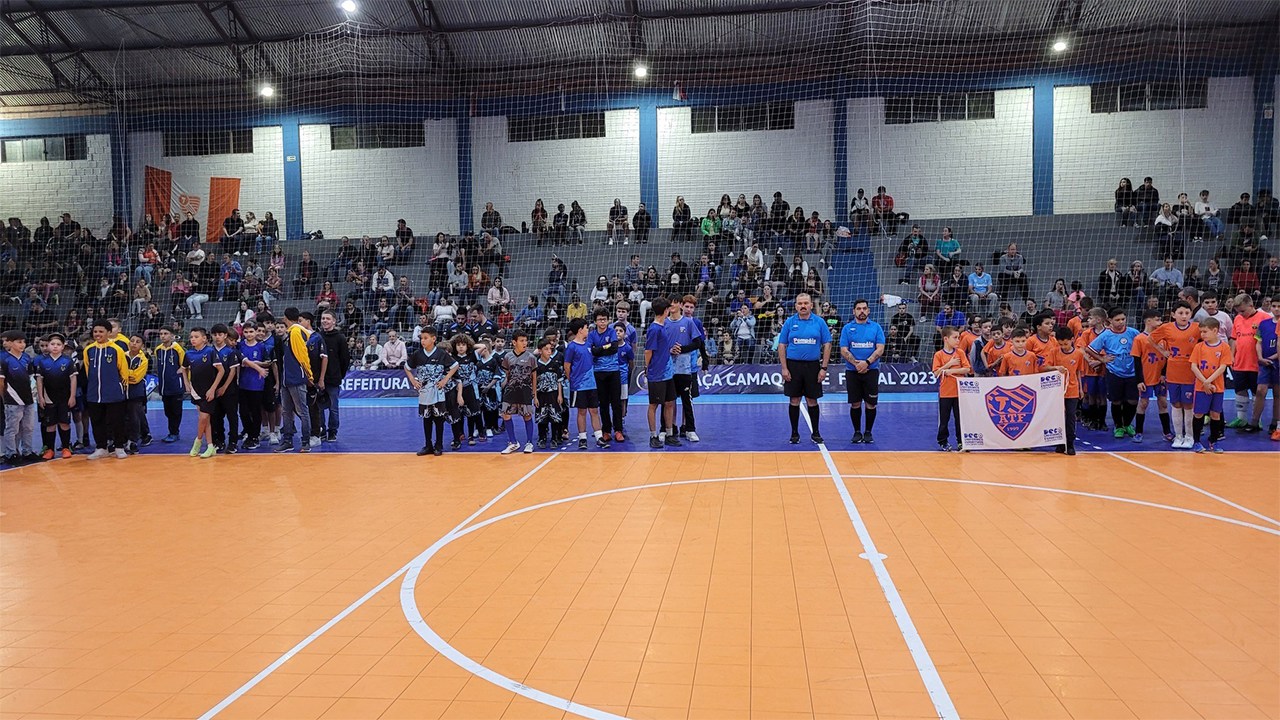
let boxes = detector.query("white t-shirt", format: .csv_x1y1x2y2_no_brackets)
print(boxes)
1194,201,1218,219
1192,308,1232,328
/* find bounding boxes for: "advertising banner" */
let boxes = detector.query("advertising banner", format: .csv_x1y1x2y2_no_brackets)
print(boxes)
956,371,1067,450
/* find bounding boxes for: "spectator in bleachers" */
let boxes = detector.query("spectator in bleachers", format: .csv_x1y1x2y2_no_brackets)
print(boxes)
368,298,391,336
221,209,244,255
55,213,81,245
933,226,962,275
729,303,757,363
531,199,548,245
917,264,942,319
359,334,383,370
633,203,651,244
542,257,567,300
1097,257,1131,308
804,268,823,301
721,210,741,249
136,213,159,244
622,255,642,288
1154,203,1182,260
104,241,129,279
1256,188,1278,234
1150,256,1184,305
942,263,968,311
514,295,542,332
260,212,278,248
316,280,338,312
668,253,690,287
107,214,132,248
395,228,415,263
480,204,502,238
1203,258,1226,294
1128,260,1148,314
819,222,840,271
608,199,630,245
293,250,318,297
803,211,822,253
871,186,897,236
268,244,286,275
185,241,207,285
700,209,720,244
244,211,261,255
129,279,151,316
1044,278,1069,323
382,331,408,369
933,302,966,350
850,188,871,234
1114,178,1137,227
487,277,511,313
742,196,763,245
478,231,505,277
1227,193,1256,226
217,253,243,301
896,225,929,284
764,253,788,298
376,235,395,267
328,236,356,280
135,242,159,284
32,218,53,254
357,235,378,270
343,299,365,336
733,194,751,219
997,242,1030,302
784,208,806,250
588,276,609,305
768,192,790,241
262,267,283,308
568,201,587,245
968,262,998,316
1195,190,1225,241
1135,177,1160,227
552,203,569,245
1174,192,1195,236
1260,255,1280,300
460,265,486,309
1226,221,1265,269
566,293,587,321
1233,260,1260,301
4,218,30,253
716,194,733,219
185,278,210,320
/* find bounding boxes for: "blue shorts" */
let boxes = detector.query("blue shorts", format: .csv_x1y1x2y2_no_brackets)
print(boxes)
1106,373,1139,403
1082,375,1103,396
1168,382,1196,405
1260,363,1279,387
1193,390,1224,416
1139,381,1166,400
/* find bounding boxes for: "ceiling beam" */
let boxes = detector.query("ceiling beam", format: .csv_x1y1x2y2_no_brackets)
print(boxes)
625,0,644,58
0,11,112,103
421,0,459,77
401,0,442,67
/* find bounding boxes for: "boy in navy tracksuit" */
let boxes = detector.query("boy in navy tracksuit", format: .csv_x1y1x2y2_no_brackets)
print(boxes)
124,335,150,454
210,324,241,453
153,328,186,442
81,321,131,459
0,330,38,464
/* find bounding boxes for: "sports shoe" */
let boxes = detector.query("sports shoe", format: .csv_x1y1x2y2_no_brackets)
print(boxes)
577,438,588,450
60,448,72,459
1193,442,1206,453
850,432,864,444
467,437,476,446
486,429,493,438
162,434,178,443
1209,442,1224,453
810,433,823,444
309,436,321,448
269,432,281,445
274,442,294,453
538,438,549,449
863,433,875,444
1272,429,1280,441
1226,418,1246,428
1123,425,1136,437
596,437,610,449
523,442,534,453
417,446,431,456
1066,446,1076,455
190,439,202,456
938,442,951,452
450,440,462,451
41,449,54,460
1114,428,1126,439
1241,423,1261,433
113,448,127,459
432,447,442,456
1162,433,1174,441
199,445,216,458
789,434,801,444
613,431,626,443
243,439,260,450
664,435,682,447
326,431,338,442
685,431,700,442
140,436,152,447
501,442,520,455
1132,433,1143,443
299,445,310,453
649,436,662,449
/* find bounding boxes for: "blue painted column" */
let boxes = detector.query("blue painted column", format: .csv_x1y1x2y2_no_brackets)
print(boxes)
638,99,659,216
457,115,473,234
281,119,303,241
109,123,132,221
833,99,848,222
1253,71,1276,195
1031,79,1054,216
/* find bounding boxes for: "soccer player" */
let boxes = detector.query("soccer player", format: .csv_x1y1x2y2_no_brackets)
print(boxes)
1150,302,1200,448
1077,307,1108,430
998,328,1041,376
447,333,481,449
500,330,537,454
405,326,457,456
1026,311,1056,361
587,310,625,442
182,326,223,459
1130,308,1171,443
237,321,269,450
1253,300,1279,439
34,332,76,459
1189,318,1230,452
564,318,608,450
1087,308,1141,438
82,321,130,459
1229,294,1265,432
475,338,503,440
1043,326,1084,455
0,331,38,464
260,318,283,444
932,326,971,451
778,292,832,444
274,308,314,453
534,337,564,448
979,320,1010,377
153,328,186,442
123,335,150,454
670,296,706,441
614,301,639,434
645,297,681,449
209,324,240,453
839,298,885,444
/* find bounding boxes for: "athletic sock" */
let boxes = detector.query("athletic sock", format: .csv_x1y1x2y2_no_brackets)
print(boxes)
506,421,517,443
1126,403,1138,427
594,430,603,439
524,418,535,444
788,404,800,434
1111,403,1125,429
1192,415,1204,442
865,407,877,433
806,404,821,434
1170,408,1184,438
1210,417,1225,442
1234,393,1248,422
1134,412,1146,433
1158,412,1171,436
578,432,587,440
41,427,54,450
850,406,862,434
422,417,431,444
1182,408,1195,436
58,426,71,449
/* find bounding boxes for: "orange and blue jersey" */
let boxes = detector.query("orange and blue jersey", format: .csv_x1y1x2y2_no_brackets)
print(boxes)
1046,345,1083,399
82,341,129,404
981,340,1010,376
1190,340,1229,394
998,349,1041,377
931,348,970,398
1026,333,1054,362
1130,332,1166,389
1150,321,1199,385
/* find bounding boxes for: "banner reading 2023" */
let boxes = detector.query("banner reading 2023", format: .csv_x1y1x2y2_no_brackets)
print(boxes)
956,372,1067,450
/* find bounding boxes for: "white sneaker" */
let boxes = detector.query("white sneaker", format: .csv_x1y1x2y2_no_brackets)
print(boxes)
1177,436,1193,449
624,239,630,245
608,238,614,245
501,442,519,455
309,436,321,447
486,429,493,438
686,431,700,442
87,448,109,460
114,448,128,459
523,442,534,453
270,432,280,445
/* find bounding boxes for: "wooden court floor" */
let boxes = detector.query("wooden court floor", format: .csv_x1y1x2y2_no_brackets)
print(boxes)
0,451,1276,720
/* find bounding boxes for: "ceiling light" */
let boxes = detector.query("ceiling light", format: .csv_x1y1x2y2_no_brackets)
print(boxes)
340,0,357,13
634,64,648,79
1052,39,1068,52
259,84,275,97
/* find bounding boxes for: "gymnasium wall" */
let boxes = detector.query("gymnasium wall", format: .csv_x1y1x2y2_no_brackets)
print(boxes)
0,134,115,231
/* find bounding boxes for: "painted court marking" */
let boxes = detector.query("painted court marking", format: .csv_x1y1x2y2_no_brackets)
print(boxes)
1108,451,1280,527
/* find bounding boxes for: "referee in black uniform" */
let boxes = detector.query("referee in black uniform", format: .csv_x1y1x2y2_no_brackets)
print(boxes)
777,293,832,444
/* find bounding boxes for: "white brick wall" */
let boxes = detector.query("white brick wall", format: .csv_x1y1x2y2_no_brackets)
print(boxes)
300,120,459,237
846,89,1034,219
1053,77,1254,215
130,126,286,236
471,110,639,231
0,133,114,230
657,100,834,228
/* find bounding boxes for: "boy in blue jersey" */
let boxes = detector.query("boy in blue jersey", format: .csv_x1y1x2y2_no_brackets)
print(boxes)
534,337,565,448
82,320,131,459
839,299,886,444
668,295,706,442
0,330,39,464
587,310,626,442
182,327,223,459
237,321,270,450
565,318,609,450
153,328,186,442
34,333,77,459
209,324,241,453
260,318,282,443
1253,301,1279,438
613,301,639,435
644,297,681,449
1086,308,1142,437
123,335,150,454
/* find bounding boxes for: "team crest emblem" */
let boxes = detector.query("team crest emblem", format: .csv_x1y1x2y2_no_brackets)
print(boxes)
986,384,1036,440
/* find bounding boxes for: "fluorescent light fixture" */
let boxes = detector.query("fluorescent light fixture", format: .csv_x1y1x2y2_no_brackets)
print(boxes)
259,84,275,97
1052,39,1068,52
340,0,357,13
634,64,648,78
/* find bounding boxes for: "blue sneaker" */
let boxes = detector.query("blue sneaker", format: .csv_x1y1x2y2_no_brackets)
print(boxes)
1193,442,1206,453
1132,433,1143,443
1209,442,1224,454
162,434,178,443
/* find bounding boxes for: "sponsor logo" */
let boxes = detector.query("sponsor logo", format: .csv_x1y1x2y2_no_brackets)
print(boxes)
985,384,1036,440
962,431,984,447
1043,427,1064,442
958,379,980,394
1039,373,1062,389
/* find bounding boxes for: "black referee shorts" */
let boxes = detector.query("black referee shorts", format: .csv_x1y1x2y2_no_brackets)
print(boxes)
845,368,880,405
784,360,824,400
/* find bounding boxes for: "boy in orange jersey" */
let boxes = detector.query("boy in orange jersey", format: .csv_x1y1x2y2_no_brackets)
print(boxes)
999,328,1042,377
1026,311,1056,361
1130,308,1172,443
980,320,1012,377
1228,294,1265,432
1043,326,1085,455
932,326,972,451
1150,301,1200,448
1077,307,1108,430
1189,317,1230,453
1066,296,1093,338
958,316,981,358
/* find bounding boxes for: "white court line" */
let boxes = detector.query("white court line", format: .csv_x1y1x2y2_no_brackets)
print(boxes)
801,411,961,720
1108,452,1280,527
197,453,560,720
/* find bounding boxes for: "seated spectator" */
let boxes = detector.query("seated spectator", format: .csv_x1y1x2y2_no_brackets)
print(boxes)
478,231,505,276
918,264,942,318
568,201,586,244
896,225,930,284
169,271,192,314
1256,188,1278,234
608,198,630,245
368,297,392,336
185,241,207,281
889,302,919,358
804,268,823,301
1233,260,1260,300
552,204,569,245
487,277,511,312
262,267,283,308
542,257,567,300
996,243,1030,302
1135,176,1160,227
849,188,871,234
221,209,245,255
1018,299,1039,325
480,203,502,237
135,242,159,283
942,263,969,310
1225,221,1265,269
1128,260,1148,313
107,214,132,248
968,262,998,316
1149,256,1184,304
766,192,790,241
1203,258,1227,294
1260,255,1280,300
139,302,165,342
700,208,720,244
381,330,408,369
1174,192,1196,235
764,253,788,298
721,209,741,248
1044,278,1071,325
292,250,318,296
328,236,357,280
531,199,549,245
1154,203,1182,260
104,241,129,279
217,253,243,301
240,212,259,255
804,211,822,253
930,226,962,274
514,295,542,331
784,208,806,250
1115,178,1137,227
368,265,396,307
633,202,652,244
395,228,415,263
1097,257,1132,308
268,244,286,274
316,280,338,312
359,334,384,369
1227,192,1256,226
1194,190,1225,240
343,300,365,337
375,235,395,267
259,212,279,249
623,255,643,288
588,275,610,305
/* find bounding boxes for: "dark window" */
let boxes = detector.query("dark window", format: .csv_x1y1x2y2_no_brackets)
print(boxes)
581,112,606,138
690,107,716,134
884,97,912,125
163,129,253,157
1091,83,1119,113
967,91,995,120
506,112,605,143
1,134,89,163
741,103,768,131
912,95,939,123
1091,78,1207,114
1119,83,1147,112
331,125,357,149
65,135,87,160
230,129,253,154
329,123,423,150
940,93,967,121
688,102,793,133
767,101,794,130
717,106,743,132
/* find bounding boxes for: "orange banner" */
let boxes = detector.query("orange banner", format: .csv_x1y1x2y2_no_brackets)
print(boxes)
143,166,172,223
205,177,241,246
